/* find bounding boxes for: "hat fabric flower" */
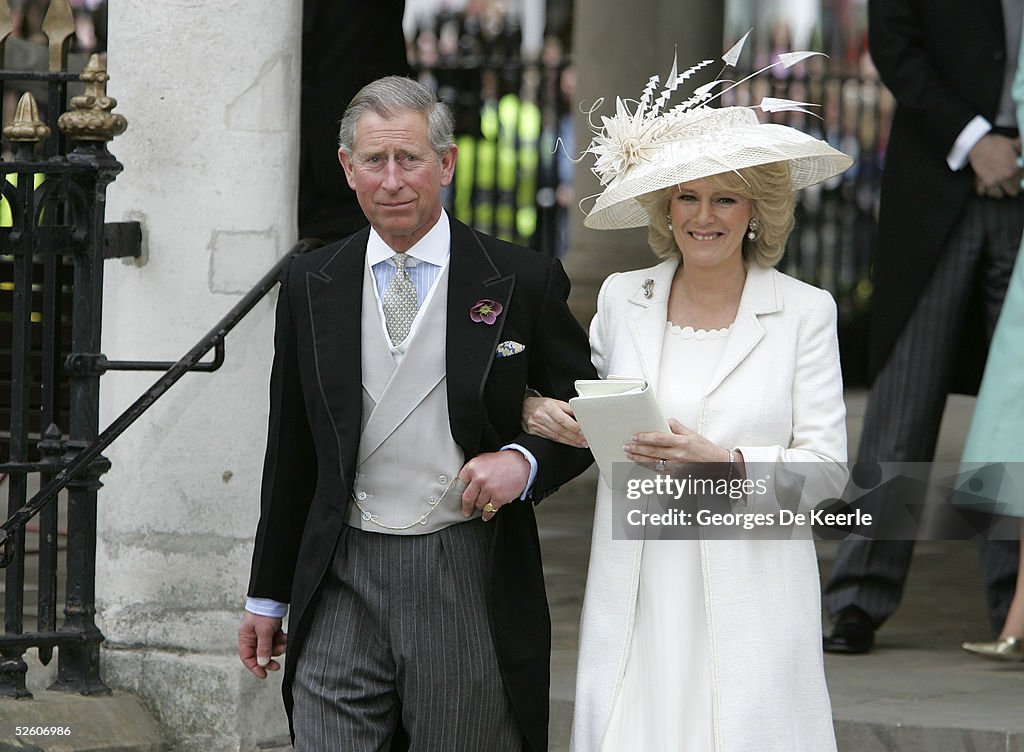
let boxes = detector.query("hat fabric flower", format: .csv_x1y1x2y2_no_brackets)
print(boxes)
470,299,503,325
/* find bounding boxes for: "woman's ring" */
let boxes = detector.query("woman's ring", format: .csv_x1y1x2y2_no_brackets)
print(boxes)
655,459,667,472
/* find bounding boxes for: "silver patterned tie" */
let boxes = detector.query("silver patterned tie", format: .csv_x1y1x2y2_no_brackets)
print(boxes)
382,253,419,345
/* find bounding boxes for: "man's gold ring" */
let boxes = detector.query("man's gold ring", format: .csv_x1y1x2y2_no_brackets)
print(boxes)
483,502,498,514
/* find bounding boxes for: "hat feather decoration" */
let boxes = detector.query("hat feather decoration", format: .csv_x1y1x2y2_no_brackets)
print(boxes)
580,31,854,230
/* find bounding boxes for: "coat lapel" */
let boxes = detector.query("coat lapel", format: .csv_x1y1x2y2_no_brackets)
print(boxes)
623,260,779,398
305,228,369,479
625,258,678,394
445,220,515,455
704,265,778,396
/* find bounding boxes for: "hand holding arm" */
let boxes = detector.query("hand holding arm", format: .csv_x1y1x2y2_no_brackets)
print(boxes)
521,396,588,448
238,611,287,679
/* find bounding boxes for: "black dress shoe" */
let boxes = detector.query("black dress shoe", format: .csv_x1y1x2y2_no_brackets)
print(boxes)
823,606,875,654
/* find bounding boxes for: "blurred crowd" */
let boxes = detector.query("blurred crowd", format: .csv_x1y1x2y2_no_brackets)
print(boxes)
402,4,887,358
7,0,107,54
405,1,576,256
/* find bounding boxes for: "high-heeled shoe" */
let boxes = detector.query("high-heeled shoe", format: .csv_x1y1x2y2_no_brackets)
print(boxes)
961,636,1024,661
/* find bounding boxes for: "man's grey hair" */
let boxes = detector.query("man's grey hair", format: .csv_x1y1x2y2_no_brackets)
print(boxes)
338,76,455,159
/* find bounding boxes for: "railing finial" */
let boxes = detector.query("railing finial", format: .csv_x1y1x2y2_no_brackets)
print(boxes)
0,2,13,54
3,92,52,143
41,0,75,72
57,54,128,142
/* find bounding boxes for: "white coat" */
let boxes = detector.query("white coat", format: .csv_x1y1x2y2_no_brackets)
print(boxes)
571,258,847,752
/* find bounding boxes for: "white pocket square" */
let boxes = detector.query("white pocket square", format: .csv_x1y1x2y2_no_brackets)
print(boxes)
495,340,526,358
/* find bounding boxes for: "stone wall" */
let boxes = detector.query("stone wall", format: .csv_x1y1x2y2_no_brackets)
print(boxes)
98,2,301,749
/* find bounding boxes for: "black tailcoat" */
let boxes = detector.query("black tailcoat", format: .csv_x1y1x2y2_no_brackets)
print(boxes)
867,0,1009,391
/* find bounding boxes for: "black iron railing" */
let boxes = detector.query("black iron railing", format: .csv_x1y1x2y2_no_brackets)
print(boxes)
0,0,121,696
1,143,124,697
0,237,318,694
0,0,322,699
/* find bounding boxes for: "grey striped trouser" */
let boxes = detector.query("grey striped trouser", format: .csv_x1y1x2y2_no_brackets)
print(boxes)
824,194,1024,633
292,520,522,752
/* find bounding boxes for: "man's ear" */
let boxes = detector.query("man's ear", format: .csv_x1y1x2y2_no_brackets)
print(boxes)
338,148,357,190
439,144,458,187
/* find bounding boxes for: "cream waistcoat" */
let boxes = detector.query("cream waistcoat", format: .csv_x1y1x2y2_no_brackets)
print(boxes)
346,261,474,533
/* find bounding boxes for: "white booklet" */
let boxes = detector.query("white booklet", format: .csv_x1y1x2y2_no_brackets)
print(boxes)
569,377,670,485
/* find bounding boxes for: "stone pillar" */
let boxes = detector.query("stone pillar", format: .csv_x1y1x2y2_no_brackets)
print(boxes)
566,1,724,324
97,3,301,750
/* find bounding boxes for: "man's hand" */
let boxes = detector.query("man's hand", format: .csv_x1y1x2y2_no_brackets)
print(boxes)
975,170,1024,199
238,611,287,679
458,451,531,521
969,133,1021,193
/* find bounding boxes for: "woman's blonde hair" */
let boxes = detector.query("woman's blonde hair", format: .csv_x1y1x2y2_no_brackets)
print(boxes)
636,161,796,267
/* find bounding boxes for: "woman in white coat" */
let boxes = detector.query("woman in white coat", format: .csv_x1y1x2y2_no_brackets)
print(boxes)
524,53,854,751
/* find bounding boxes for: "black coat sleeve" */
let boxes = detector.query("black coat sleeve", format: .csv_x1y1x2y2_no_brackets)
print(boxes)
247,262,318,603
511,257,597,500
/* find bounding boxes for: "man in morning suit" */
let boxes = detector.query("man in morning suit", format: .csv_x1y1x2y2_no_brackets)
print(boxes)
237,76,596,750
823,0,1023,654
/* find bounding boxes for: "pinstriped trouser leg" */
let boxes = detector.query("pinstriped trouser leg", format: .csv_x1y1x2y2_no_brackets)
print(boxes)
824,196,1024,632
292,525,400,752
398,520,521,752
292,521,522,752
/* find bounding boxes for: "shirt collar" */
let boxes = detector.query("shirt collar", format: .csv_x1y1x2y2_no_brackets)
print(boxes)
366,210,451,268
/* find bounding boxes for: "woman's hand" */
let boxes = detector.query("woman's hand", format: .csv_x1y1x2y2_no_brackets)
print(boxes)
625,418,735,470
521,396,588,448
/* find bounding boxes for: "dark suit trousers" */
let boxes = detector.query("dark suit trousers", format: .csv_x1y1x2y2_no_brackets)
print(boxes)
824,195,1024,633
291,520,522,752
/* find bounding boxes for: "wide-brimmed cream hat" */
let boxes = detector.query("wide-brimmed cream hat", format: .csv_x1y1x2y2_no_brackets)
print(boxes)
581,38,854,230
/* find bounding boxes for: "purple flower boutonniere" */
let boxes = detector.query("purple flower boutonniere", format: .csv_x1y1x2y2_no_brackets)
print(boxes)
470,299,503,325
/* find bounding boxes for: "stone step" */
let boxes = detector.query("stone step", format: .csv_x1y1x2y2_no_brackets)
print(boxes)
545,539,1024,752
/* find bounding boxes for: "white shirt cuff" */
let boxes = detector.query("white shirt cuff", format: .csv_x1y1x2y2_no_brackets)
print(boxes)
501,443,539,500
245,597,288,619
948,115,991,171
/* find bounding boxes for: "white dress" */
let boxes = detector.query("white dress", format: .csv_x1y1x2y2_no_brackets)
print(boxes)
600,322,729,752
572,262,843,752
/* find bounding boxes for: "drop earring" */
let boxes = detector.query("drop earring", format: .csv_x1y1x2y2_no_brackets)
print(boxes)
667,214,673,231
747,217,760,241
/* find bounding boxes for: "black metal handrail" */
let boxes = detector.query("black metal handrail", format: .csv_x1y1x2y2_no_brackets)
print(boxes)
0,237,322,560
